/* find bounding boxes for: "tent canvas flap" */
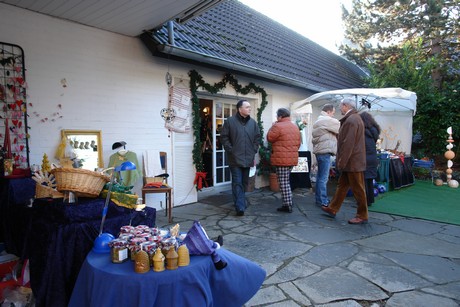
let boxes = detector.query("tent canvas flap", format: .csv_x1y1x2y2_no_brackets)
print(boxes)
292,88,417,154
295,88,417,115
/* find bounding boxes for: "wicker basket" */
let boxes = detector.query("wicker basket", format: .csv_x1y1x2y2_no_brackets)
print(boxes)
51,168,110,198
35,184,64,199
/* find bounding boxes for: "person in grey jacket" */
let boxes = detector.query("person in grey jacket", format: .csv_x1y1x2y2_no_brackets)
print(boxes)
220,100,260,216
312,104,340,206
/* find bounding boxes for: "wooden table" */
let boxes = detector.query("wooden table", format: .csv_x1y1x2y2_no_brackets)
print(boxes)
142,186,173,223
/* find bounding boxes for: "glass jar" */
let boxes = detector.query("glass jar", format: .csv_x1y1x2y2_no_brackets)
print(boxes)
109,239,128,264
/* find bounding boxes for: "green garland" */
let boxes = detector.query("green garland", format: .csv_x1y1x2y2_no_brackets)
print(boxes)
188,69,268,173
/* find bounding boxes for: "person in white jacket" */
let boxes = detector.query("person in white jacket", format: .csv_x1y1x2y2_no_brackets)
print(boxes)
312,104,340,206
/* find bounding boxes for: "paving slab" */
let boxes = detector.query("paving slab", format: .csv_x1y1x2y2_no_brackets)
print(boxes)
283,226,364,245
244,285,286,306
381,251,460,283
293,267,388,304
421,281,460,300
385,291,458,307
348,260,432,292
443,224,460,237
355,230,460,258
278,281,312,306
386,218,444,235
265,258,320,284
300,242,359,267
223,233,311,264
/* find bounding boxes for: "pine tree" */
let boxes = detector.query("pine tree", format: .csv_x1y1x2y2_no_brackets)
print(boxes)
340,0,459,88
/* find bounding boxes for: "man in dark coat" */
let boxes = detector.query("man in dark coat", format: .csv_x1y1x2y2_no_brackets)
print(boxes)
321,98,369,224
220,100,260,216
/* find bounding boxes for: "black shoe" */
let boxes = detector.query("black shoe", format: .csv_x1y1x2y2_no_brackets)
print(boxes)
236,211,244,216
277,206,292,213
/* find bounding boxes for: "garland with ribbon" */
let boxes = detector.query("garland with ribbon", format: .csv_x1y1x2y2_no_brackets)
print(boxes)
188,70,268,188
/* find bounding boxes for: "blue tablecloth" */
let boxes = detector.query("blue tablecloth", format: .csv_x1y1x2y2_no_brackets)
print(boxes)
69,248,266,307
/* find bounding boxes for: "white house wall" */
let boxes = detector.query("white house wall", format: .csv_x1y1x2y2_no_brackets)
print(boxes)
0,3,309,209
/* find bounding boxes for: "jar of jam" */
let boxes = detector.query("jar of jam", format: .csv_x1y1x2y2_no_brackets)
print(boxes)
109,239,128,263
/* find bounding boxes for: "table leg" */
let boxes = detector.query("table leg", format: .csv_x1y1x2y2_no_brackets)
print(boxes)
167,190,172,223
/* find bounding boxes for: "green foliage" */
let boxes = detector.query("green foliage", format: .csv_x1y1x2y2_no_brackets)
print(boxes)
257,142,275,175
188,70,269,173
365,40,460,156
340,0,459,70
341,0,460,157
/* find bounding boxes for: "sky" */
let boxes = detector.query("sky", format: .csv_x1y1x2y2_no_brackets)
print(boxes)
238,0,352,55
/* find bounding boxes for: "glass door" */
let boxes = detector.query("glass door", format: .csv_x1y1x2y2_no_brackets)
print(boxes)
214,101,234,185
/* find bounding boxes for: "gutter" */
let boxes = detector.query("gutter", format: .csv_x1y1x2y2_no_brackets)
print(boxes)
140,33,329,93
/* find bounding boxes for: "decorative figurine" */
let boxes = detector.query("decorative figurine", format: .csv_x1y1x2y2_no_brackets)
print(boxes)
166,247,179,270
153,247,165,272
177,244,190,267
134,249,150,274
183,221,227,270
444,127,457,188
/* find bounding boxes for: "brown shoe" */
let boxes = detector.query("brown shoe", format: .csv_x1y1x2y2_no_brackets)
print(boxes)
321,206,336,218
348,217,368,224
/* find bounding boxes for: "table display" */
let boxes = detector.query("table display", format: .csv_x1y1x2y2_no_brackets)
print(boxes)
1,177,156,307
69,248,266,307
377,156,414,190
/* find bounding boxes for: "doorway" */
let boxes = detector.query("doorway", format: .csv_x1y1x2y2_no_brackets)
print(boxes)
199,98,235,187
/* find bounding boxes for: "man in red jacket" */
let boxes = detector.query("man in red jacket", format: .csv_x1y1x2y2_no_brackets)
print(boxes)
321,98,368,224
267,108,301,213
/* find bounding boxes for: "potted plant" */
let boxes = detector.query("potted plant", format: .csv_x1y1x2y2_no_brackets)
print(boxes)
257,143,279,192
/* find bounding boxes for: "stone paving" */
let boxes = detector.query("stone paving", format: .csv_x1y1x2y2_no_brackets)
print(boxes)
154,186,460,307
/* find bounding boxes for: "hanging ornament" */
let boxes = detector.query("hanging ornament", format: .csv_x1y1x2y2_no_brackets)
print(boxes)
165,72,172,87
160,108,176,123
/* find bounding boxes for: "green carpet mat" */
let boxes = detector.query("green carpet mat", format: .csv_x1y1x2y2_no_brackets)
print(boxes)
370,180,460,225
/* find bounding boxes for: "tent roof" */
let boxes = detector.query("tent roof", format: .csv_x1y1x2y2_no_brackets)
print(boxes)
292,88,417,115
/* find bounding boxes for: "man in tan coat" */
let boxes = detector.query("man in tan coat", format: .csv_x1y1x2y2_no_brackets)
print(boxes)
312,104,340,206
321,98,368,224
267,108,301,213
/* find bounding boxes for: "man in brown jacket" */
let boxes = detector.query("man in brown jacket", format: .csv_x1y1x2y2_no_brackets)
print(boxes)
267,108,301,213
321,98,368,224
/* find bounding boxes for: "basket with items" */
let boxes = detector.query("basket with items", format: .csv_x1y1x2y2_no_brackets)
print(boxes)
51,167,110,198
32,169,64,199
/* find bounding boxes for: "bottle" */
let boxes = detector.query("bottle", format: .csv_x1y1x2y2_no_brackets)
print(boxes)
153,247,165,272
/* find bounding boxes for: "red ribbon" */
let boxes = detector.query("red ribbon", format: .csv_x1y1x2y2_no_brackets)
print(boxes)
194,172,208,190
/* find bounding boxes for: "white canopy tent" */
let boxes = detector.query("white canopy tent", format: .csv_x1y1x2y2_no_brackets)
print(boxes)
291,88,418,154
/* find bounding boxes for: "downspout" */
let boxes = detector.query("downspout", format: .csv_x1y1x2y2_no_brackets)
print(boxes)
167,21,175,46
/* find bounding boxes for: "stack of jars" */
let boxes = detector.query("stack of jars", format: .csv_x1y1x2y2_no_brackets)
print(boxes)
108,224,190,273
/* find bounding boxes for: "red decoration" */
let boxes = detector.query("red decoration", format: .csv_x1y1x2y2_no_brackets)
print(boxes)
3,119,12,159
194,172,208,190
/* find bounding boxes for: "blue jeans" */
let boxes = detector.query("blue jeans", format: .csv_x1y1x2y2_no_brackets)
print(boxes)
230,166,249,212
315,154,331,205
